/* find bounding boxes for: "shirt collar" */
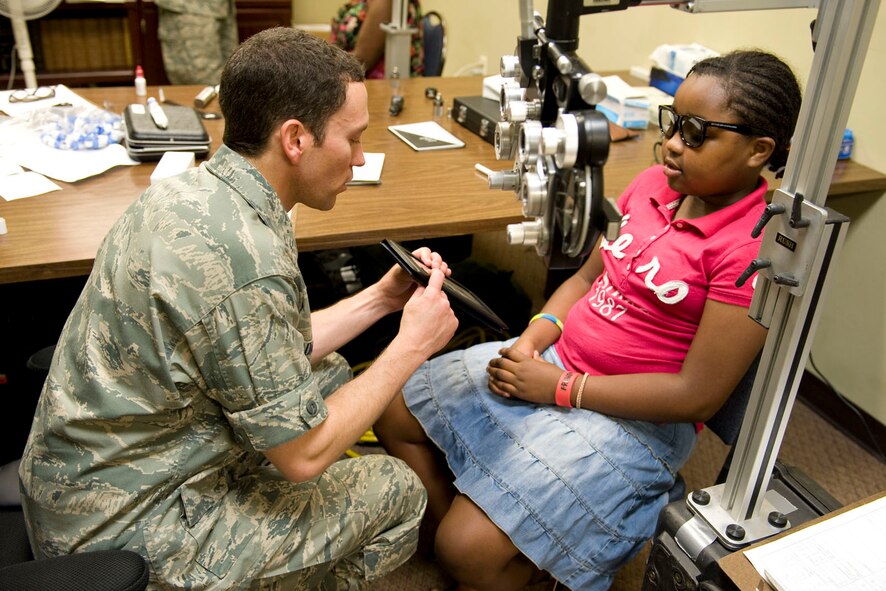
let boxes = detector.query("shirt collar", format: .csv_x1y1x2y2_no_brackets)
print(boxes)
651,177,769,237
204,144,292,240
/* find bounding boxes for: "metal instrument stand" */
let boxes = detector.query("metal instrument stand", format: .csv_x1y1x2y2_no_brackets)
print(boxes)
682,0,880,550
493,0,881,566
381,0,416,79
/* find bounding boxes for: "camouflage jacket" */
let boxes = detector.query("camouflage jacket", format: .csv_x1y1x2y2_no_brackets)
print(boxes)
19,145,329,558
154,0,232,18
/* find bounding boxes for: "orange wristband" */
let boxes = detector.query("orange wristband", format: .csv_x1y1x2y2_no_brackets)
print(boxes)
555,371,576,408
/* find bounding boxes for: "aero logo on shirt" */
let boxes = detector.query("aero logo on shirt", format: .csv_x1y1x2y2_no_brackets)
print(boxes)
600,213,690,311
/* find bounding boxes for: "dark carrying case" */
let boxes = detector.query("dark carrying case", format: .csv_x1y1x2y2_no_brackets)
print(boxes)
452,96,501,145
641,461,842,591
123,103,210,162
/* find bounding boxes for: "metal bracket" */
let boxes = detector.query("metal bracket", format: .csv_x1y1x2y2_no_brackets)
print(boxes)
686,484,794,550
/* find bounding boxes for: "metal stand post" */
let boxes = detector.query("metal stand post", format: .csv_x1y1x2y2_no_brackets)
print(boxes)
491,0,880,555
381,0,416,79
685,0,880,548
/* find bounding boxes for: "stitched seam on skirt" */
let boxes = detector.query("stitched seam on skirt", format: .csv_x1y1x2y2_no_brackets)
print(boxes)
545,343,679,505
467,344,656,547
611,418,683,482
421,349,615,576
545,410,680,560
541,408,658,545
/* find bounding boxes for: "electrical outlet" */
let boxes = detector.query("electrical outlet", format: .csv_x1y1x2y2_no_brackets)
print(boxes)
455,55,489,77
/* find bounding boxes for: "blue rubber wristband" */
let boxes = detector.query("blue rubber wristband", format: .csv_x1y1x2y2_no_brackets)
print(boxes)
529,312,563,332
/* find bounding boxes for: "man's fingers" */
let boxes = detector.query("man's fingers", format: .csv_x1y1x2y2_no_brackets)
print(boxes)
412,247,451,276
424,268,446,294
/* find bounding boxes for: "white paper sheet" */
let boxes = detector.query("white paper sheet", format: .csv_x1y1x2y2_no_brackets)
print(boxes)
388,121,465,151
0,85,138,182
0,118,137,183
0,156,24,177
0,84,96,118
0,171,61,201
349,152,385,185
745,495,886,591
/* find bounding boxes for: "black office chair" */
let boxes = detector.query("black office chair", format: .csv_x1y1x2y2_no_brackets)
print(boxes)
0,508,149,591
0,345,150,591
422,11,446,76
704,355,761,483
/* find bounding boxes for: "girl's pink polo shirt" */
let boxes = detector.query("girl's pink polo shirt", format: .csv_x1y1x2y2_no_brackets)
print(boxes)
556,165,768,377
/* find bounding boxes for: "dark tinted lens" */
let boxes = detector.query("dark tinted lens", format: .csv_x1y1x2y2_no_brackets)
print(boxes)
659,108,677,138
682,116,706,147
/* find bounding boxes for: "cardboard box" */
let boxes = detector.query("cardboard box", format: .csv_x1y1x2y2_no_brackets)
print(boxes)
596,75,650,129
649,66,684,97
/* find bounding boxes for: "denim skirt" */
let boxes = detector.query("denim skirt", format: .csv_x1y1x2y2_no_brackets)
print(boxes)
403,339,697,590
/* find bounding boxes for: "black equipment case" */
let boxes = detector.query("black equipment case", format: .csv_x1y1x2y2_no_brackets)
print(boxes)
452,95,501,145
124,103,210,162
641,461,842,591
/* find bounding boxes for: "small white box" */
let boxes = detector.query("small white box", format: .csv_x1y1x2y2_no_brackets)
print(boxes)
150,151,196,185
596,76,652,129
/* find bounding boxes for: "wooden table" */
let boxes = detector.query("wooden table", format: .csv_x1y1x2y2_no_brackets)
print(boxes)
0,77,524,284
2,77,885,285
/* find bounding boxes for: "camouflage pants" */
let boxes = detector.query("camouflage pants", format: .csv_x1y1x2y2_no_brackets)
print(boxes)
130,354,427,589
157,4,239,85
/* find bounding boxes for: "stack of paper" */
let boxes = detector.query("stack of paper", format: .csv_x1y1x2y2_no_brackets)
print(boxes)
349,152,385,186
744,495,886,591
0,85,137,184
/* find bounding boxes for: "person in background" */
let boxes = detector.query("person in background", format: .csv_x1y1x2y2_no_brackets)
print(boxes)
19,27,458,590
330,0,424,78
376,50,803,591
156,0,239,85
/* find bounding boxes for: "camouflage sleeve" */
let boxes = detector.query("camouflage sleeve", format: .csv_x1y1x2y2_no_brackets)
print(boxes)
155,0,232,17
191,275,328,451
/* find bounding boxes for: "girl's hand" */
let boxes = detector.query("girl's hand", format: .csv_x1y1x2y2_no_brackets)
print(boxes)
486,346,563,404
510,335,541,359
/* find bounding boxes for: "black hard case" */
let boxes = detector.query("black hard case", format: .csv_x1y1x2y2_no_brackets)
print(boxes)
123,104,210,162
452,96,501,145
641,462,842,591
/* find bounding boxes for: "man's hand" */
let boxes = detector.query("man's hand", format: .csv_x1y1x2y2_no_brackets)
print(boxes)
395,268,458,360
486,346,562,404
375,246,451,313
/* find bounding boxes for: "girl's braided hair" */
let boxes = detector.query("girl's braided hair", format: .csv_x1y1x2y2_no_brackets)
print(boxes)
689,50,802,174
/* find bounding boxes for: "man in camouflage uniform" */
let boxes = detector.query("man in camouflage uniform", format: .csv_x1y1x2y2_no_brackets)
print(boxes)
156,0,238,85
19,28,458,590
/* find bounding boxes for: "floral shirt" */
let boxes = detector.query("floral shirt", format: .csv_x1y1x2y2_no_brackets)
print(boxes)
330,0,424,78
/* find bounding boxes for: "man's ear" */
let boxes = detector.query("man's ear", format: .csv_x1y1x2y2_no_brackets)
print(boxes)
748,136,776,169
280,119,312,164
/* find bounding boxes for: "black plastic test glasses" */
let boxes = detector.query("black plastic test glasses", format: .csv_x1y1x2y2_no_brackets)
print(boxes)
658,104,772,148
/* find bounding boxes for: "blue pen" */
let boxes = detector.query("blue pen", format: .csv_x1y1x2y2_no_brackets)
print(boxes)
147,97,169,129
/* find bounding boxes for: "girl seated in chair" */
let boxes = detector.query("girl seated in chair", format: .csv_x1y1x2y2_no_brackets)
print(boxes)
376,50,803,591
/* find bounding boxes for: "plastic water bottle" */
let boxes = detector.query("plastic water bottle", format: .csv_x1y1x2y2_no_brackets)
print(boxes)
838,128,853,160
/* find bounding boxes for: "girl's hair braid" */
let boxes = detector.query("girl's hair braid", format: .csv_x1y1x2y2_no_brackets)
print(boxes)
689,50,802,173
